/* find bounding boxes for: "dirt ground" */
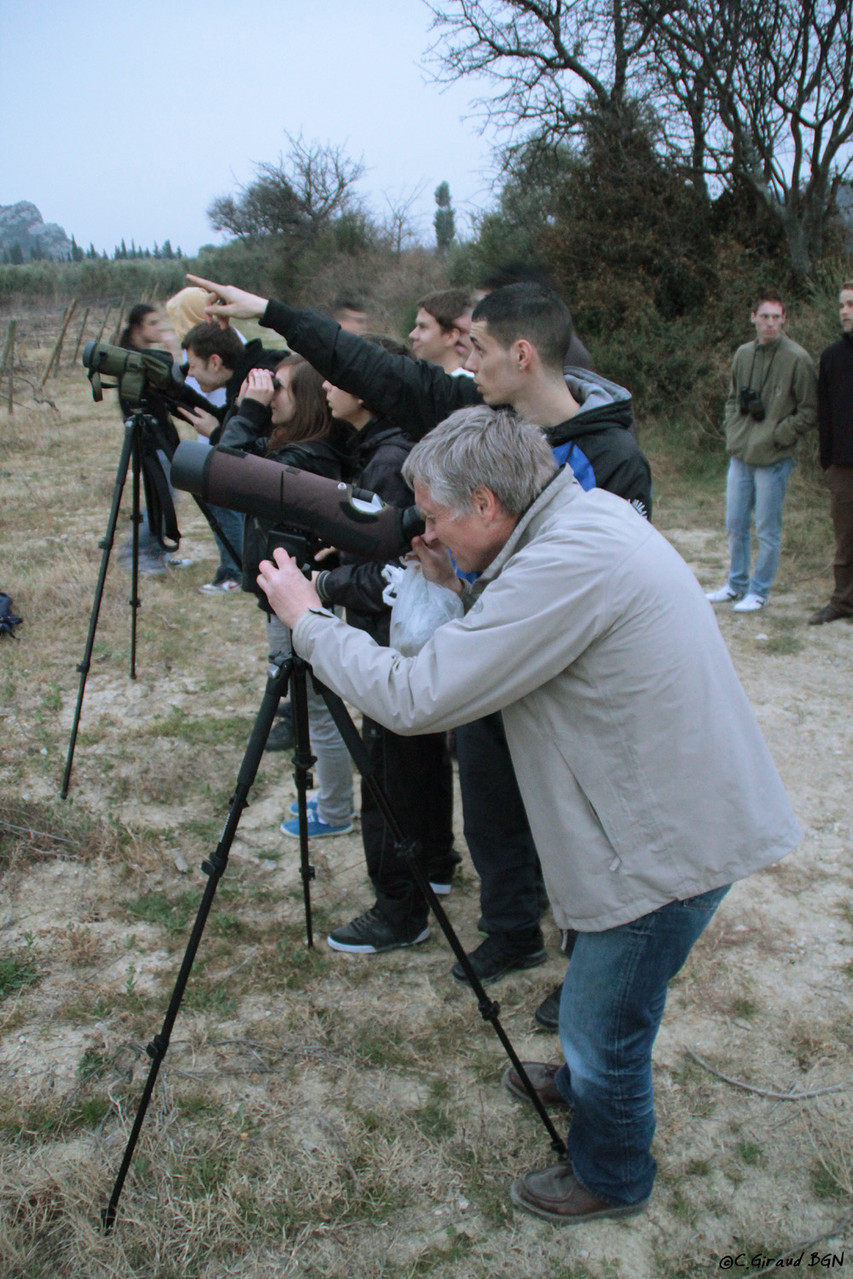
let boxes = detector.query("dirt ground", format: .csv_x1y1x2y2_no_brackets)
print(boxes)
0,357,851,1279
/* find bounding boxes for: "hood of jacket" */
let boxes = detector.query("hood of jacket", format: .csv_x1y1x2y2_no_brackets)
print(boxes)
548,367,634,446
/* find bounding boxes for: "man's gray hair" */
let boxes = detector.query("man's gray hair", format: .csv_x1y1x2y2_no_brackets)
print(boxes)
402,406,557,516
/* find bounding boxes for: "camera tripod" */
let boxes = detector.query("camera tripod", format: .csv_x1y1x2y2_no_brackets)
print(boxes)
60,410,241,799
101,614,568,1232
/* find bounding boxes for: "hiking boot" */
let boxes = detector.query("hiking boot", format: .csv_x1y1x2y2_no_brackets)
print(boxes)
808,602,850,625
502,1061,569,1110
510,1162,648,1225
534,983,563,1032
451,927,546,985
327,907,430,954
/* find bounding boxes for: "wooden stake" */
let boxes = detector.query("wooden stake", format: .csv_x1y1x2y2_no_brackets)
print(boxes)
0,318,15,378
70,307,90,366
110,296,126,345
95,306,112,344
41,299,77,385
1,320,15,413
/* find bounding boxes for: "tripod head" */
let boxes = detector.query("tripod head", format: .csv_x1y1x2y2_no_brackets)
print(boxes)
82,340,185,411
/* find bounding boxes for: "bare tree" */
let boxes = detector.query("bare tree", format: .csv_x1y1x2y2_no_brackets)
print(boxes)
642,0,853,275
426,0,658,137
380,183,426,254
427,0,853,275
207,134,365,244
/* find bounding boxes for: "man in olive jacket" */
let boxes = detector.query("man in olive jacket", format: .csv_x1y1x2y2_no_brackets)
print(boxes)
258,407,800,1228
706,290,817,612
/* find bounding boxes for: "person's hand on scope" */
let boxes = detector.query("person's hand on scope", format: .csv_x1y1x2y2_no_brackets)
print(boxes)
185,275,268,324
175,404,219,438
237,368,276,407
258,548,322,629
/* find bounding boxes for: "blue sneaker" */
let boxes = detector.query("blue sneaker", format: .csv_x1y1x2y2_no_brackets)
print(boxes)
280,813,353,839
288,796,357,820
288,795,319,817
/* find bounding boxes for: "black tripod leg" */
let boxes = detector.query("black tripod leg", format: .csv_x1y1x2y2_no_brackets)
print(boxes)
61,420,135,799
191,495,243,574
129,423,142,681
310,674,568,1160
286,652,316,947
102,653,290,1231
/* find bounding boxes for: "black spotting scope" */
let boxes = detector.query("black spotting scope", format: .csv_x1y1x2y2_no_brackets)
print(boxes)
170,441,425,562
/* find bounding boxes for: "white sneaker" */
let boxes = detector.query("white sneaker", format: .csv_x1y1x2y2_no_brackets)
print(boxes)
705,584,741,602
732,592,766,612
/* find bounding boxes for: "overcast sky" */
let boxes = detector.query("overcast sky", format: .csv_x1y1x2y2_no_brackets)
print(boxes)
0,0,501,257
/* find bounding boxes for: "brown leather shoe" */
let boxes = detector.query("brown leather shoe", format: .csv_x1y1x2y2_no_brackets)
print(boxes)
808,603,851,625
503,1061,569,1109
510,1161,648,1224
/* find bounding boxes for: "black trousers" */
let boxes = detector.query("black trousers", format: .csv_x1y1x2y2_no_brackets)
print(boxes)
454,711,543,933
360,718,458,930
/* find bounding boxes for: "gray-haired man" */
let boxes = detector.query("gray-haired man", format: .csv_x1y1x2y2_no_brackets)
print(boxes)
258,406,799,1226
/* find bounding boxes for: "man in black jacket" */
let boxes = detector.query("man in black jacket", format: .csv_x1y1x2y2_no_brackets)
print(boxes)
186,276,650,510
186,274,652,998
809,281,853,625
308,337,458,952
180,322,285,432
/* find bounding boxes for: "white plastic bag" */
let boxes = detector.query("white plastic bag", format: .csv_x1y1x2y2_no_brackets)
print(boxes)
389,560,464,655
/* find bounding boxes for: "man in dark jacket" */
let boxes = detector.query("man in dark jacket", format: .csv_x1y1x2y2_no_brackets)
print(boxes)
181,322,285,430
186,276,650,508
309,337,458,953
809,281,853,625
186,274,651,994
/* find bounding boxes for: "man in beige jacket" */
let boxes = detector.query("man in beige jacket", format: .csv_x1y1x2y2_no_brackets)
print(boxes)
258,406,800,1227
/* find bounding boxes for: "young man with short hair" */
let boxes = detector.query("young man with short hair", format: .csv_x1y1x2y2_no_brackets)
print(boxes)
409,288,473,372
181,322,276,403
185,273,651,989
332,299,370,335
809,281,853,625
706,291,817,612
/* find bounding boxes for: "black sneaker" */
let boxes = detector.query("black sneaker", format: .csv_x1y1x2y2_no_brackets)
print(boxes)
534,983,563,1032
327,907,430,954
451,928,547,985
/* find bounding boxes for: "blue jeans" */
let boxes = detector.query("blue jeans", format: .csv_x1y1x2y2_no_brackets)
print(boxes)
266,616,353,827
554,884,730,1206
122,448,171,570
209,503,244,577
725,456,795,598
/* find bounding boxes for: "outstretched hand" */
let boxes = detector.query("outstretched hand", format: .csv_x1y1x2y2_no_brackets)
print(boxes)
175,404,219,438
257,547,322,629
185,274,269,325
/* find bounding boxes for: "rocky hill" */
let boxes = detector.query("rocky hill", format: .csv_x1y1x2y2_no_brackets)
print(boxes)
0,201,72,262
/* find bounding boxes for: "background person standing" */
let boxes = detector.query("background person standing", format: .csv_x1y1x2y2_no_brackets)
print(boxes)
706,290,817,612
809,281,853,625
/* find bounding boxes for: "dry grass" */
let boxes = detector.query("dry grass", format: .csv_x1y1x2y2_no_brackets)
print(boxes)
0,321,851,1278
